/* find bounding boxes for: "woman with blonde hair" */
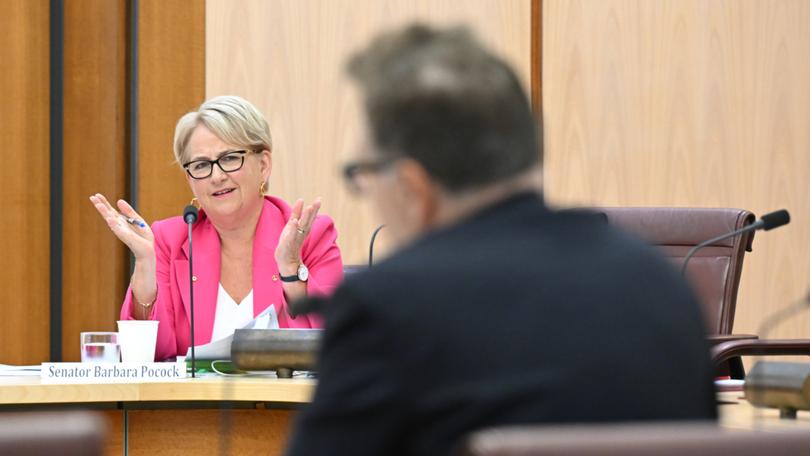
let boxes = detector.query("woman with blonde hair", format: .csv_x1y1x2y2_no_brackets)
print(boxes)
91,95,342,360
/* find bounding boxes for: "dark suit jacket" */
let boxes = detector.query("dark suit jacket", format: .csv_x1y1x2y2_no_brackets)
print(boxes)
286,193,716,456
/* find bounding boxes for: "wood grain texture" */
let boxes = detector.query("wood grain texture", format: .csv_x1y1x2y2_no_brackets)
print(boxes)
542,1,810,342
531,0,542,116
128,409,295,456
137,377,315,403
102,409,124,456
0,376,314,405
62,0,129,361
0,0,51,364
206,0,532,264
137,0,205,223
0,378,138,405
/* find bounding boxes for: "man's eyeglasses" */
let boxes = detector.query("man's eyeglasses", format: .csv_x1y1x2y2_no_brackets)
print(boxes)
342,155,400,194
182,150,254,180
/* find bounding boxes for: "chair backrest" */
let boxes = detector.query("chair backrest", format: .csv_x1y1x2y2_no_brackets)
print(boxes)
598,208,755,334
0,411,106,456
457,422,810,456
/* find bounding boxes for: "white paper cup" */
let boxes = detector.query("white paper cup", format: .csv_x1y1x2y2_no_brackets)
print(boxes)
117,320,159,362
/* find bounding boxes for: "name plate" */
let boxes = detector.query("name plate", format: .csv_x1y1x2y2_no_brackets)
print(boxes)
41,362,187,383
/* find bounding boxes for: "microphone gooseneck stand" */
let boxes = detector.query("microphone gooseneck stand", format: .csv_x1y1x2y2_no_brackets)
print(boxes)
680,209,790,275
183,205,199,378
368,224,386,267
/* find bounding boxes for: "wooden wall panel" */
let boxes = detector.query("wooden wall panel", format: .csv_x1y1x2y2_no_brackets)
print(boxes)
62,0,129,361
0,0,50,364
542,1,810,339
206,0,532,264
137,0,206,223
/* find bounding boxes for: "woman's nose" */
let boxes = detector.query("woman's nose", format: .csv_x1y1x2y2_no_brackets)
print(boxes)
211,164,228,181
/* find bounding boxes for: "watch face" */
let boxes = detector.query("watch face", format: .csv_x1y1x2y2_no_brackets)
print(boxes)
298,264,309,281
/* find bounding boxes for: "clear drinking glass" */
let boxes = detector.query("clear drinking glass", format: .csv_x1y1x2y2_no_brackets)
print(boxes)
80,332,120,363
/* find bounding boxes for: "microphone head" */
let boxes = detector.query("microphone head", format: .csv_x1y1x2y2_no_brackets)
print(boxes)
183,205,199,224
761,209,790,230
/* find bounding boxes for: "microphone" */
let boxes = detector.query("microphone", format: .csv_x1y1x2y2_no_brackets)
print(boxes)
183,205,199,378
291,224,388,318
183,205,199,224
680,209,790,275
368,224,386,267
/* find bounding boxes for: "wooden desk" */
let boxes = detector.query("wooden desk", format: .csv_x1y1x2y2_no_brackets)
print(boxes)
0,375,316,456
718,390,810,431
0,375,315,405
4,378,810,455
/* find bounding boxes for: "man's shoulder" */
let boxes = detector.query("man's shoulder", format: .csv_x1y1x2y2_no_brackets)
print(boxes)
337,204,685,309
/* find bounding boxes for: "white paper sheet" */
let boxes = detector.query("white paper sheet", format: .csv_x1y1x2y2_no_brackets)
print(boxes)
185,304,280,360
0,364,42,376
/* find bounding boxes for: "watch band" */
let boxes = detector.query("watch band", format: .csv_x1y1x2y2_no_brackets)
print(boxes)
279,273,300,283
280,264,308,283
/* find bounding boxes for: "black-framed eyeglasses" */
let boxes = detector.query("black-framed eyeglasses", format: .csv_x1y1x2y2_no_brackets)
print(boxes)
342,155,400,194
182,150,253,180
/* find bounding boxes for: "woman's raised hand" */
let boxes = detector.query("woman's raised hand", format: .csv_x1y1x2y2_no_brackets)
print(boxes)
275,198,322,274
89,193,155,261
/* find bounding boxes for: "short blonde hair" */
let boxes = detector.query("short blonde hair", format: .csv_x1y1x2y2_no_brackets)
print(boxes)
173,95,273,165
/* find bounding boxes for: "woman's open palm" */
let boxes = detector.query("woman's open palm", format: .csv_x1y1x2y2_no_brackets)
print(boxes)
89,193,155,260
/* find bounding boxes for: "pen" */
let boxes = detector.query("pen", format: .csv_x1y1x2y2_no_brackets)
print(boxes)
120,214,146,228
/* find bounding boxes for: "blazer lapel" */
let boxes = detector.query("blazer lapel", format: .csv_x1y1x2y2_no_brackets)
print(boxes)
253,198,287,322
175,218,220,346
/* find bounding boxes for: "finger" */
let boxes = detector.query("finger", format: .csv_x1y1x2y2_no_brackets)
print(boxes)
105,214,128,232
303,198,321,229
297,205,315,236
89,195,117,219
297,198,321,235
286,216,304,240
116,200,148,228
103,212,137,242
291,199,304,221
95,193,118,213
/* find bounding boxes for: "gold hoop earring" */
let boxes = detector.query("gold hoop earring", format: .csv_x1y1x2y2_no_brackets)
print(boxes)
190,197,200,209
259,182,267,195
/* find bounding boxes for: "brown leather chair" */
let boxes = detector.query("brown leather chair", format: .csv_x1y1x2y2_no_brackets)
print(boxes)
712,338,810,368
0,411,106,455
599,208,757,377
457,423,810,456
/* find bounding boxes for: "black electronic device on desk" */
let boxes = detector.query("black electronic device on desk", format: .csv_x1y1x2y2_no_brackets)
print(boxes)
231,329,322,378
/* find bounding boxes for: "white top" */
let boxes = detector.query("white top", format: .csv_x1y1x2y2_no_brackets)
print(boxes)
210,283,256,342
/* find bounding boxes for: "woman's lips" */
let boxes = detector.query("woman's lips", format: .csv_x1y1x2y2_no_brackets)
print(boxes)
211,188,235,198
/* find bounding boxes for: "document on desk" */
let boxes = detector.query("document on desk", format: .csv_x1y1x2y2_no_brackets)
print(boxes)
0,364,42,376
186,304,280,360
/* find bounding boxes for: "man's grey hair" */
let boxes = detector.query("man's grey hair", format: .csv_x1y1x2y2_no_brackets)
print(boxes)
348,24,541,193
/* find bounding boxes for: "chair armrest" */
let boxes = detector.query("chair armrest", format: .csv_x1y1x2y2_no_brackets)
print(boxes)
711,339,810,365
706,334,758,346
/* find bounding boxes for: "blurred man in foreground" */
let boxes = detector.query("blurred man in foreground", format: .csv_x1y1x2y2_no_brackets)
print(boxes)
286,24,716,456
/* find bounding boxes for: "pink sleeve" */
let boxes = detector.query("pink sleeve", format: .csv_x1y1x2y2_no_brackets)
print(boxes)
118,221,179,360
299,214,344,327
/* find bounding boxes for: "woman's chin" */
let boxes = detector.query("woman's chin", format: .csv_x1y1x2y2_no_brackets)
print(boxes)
202,196,264,223
203,199,242,220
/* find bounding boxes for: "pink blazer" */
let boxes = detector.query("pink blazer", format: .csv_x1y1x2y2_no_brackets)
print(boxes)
120,196,344,360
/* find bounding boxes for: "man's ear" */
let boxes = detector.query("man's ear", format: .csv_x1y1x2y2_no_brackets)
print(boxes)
395,158,439,229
